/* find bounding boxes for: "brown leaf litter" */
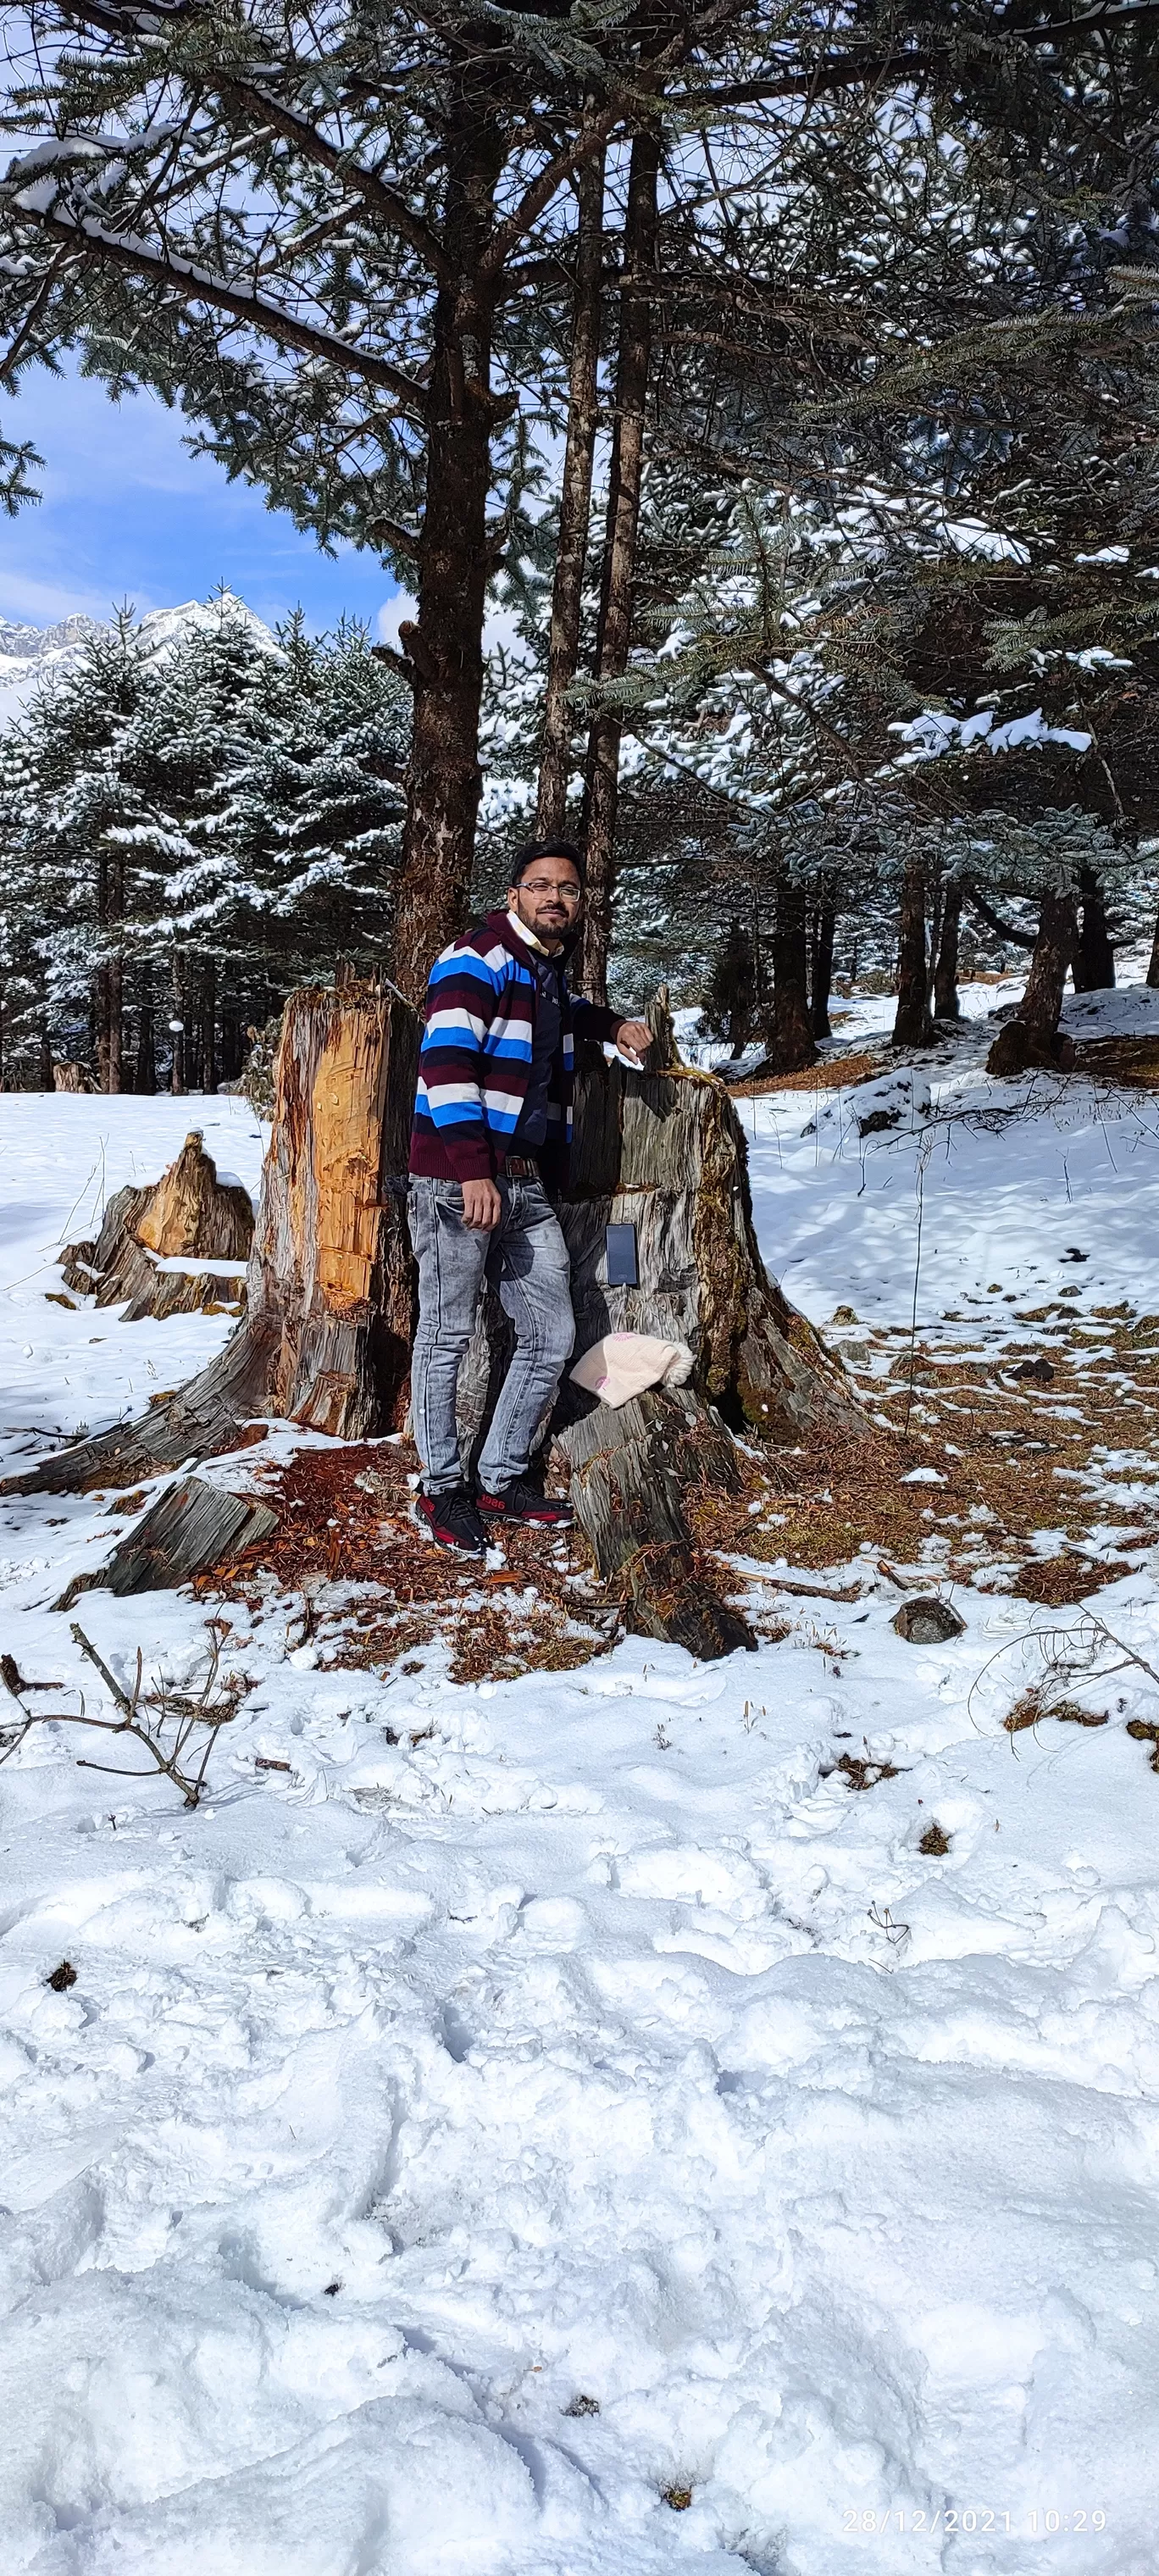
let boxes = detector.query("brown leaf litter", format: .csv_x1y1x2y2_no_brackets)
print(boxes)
197,1440,613,1685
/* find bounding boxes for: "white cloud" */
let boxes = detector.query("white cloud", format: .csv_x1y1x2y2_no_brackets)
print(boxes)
0,569,112,624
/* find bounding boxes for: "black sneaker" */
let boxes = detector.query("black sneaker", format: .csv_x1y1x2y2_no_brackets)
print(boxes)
477,1478,574,1529
416,1485,486,1555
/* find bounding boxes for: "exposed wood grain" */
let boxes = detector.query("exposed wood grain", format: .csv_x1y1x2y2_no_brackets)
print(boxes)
56,1476,279,1607
136,1131,254,1260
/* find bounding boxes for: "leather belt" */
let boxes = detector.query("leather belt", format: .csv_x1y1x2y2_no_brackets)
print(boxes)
501,1153,539,1180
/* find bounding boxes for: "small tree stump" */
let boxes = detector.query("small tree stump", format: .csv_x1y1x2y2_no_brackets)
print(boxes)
57,1475,279,1608
59,1131,253,1323
136,1130,254,1261
557,1386,756,1657
892,1597,965,1644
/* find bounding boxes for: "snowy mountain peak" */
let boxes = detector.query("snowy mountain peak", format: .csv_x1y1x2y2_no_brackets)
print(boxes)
0,593,278,727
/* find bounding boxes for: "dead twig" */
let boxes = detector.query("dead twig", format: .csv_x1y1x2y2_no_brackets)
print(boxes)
0,1624,245,1807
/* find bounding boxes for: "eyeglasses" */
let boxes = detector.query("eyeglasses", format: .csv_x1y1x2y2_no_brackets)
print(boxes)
518,878,582,900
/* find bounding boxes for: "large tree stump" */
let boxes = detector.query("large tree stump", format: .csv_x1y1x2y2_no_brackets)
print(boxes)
4,975,419,1496
3,981,862,1665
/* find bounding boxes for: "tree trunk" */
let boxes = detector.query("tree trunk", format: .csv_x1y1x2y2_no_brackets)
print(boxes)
810,900,835,1041
985,887,1079,1074
579,127,660,1003
220,1006,243,1084
535,145,605,841
170,955,186,1095
1148,906,1159,991
200,958,218,1093
37,1023,53,1091
136,976,157,1095
1021,889,1078,1039
933,879,962,1020
389,110,506,1004
1074,869,1115,991
767,873,816,1072
892,860,932,1047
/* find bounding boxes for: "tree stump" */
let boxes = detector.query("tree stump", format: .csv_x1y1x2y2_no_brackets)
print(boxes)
5,976,418,1496
60,1131,254,1323
57,1476,280,1610
4,981,862,1663
136,1130,253,1260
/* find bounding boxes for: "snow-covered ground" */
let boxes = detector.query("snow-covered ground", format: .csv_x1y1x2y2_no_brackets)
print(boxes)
3,986,1159,2575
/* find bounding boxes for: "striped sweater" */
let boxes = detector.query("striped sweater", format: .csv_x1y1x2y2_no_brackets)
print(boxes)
409,909,621,1188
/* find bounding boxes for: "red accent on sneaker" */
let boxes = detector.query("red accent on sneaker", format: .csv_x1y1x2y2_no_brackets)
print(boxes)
476,1480,574,1527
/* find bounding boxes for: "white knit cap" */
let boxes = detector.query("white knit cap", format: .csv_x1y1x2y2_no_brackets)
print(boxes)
569,1331,695,1411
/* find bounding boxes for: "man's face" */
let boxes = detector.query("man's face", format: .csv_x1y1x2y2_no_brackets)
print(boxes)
509,862,584,945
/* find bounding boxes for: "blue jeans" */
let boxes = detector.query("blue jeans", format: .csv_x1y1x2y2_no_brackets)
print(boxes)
407,1176,575,1495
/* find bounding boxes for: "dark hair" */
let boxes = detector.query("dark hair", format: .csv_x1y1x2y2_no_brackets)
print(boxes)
508,837,585,890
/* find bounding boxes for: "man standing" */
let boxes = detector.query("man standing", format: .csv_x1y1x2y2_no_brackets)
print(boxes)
408,839,653,1554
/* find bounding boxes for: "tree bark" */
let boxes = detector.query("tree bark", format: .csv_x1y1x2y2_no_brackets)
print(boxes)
933,879,962,1020
37,1023,53,1091
892,860,933,1047
767,873,816,1072
810,900,835,1041
390,108,507,1004
535,145,605,841
1074,869,1115,991
579,126,660,1003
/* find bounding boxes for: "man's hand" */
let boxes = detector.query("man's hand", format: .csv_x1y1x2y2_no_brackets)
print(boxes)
462,1176,502,1230
615,1019,653,1069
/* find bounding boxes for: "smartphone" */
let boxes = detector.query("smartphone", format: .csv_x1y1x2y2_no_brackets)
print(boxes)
605,1221,639,1287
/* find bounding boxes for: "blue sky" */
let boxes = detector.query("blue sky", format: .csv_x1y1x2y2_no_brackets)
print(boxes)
0,364,402,636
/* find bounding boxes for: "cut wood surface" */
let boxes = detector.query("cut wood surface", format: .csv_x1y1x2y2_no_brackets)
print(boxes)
57,1476,279,1608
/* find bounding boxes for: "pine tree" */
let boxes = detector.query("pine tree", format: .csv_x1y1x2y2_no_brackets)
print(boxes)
0,598,408,1087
